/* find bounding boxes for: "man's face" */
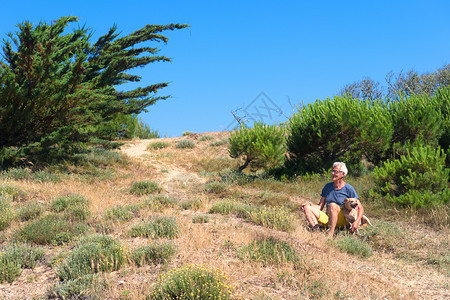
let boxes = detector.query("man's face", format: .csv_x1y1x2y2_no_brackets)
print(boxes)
331,166,344,181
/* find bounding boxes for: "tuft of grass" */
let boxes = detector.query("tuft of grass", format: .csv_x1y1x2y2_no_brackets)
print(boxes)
74,148,126,166
0,244,45,283
199,135,214,141
180,198,202,210
147,141,169,150
209,138,229,147
247,206,297,232
204,181,228,194
151,264,232,300
130,180,162,196
56,235,126,281
131,241,177,267
176,139,196,149
192,214,210,224
0,193,14,231
0,168,31,180
129,216,179,239
47,274,108,300
50,194,91,222
239,237,303,268
182,131,193,136
104,204,139,222
332,235,374,258
14,214,89,245
17,202,44,222
32,170,61,183
358,220,405,253
209,199,240,215
141,195,177,212
0,183,26,201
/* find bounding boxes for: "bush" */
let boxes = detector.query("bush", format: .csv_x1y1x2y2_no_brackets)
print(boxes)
0,183,26,201
56,235,126,281
286,95,392,174
371,144,449,207
204,182,228,194
50,194,91,222
32,170,61,183
147,141,169,150
199,135,214,141
130,180,162,196
210,138,229,147
239,237,302,268
1,167,32,180
332,235,373,258
151,265,232,300
182,131,193,136
0,244,45,283
192,214,210,223
131,241,177,267
14,214,89,245
0,193,14,231
129,216,179,239
247,206,296,232
176,139,196,149
229,122,286,172
48,274,107,300
141,195,177,211
17,202,44,221
104,205,136,222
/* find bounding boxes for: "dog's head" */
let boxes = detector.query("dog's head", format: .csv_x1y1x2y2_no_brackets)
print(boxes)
344,198,359,210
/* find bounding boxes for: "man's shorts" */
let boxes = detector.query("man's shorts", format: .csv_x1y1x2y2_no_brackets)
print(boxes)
318,210,349,228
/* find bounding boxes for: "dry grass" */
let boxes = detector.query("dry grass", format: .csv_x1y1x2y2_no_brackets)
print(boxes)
0,132,448,299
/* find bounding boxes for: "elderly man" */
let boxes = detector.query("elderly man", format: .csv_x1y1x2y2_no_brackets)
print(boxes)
301,162,364,237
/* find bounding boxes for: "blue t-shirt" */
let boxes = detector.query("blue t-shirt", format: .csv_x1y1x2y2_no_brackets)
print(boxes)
321,182,358,207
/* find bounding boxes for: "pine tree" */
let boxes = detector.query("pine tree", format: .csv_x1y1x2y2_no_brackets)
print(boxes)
0,16,187,151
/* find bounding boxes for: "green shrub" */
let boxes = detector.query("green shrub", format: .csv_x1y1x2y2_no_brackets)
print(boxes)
371,144,449,207
247,206,296,232
0,193,14,231
48,274,107,300
14,214,89,245
0,244,45,283
209,199,240,215
332,235,373,258
131,241,177,267
32,170,61,183
210,138,229,147
182,131,193,136
56,235,126,281
105,205,136,222
141,195,177,211
180,198,202,210
151,264,232,300
17,202,44,221
74,148,126,167
0,167,32,180
147,141,169,150
130,180,162,196
0,183,25,201
176,139,196,149
192,214,210,224
129,216,179,239
199,135,214,141
239,237,302,267
229,122,286,172
50,194,91,221
286,95,393,174
204,181,228,194
358,220,406,253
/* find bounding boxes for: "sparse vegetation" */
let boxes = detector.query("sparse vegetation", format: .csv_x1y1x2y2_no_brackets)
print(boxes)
129,216,179,239
130,180,162,195
176,139,196,149
131,241,177,267
147,141,170,150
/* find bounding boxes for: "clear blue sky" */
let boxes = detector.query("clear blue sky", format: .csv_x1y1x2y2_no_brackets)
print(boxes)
2,1,449,137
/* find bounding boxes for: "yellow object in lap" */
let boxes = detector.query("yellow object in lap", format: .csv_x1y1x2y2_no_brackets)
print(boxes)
318,210,349,228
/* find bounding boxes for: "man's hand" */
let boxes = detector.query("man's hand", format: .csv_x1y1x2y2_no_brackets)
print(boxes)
301,202,312,212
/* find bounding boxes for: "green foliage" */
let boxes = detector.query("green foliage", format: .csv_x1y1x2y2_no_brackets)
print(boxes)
239,237,302,267
332,235,373,258
287,95,392,174
130,180,162,195
0,193,13,231
1,168,31,180
147,141,169,150
17,202,44,221
371,145,449,207
141,195,177,211
56,235,126,281
0,244,45,283
131,241,177,267
104,205,136,222
358,220,406,253
192,214,210,224
182,131,193,136
14,214,89,245
48,274,107,300
74,147,126,167
199,135,214,141
210,138,229,147
246,206,296,232
0,183,25,201
229,122,286,172
176,139,196,149
50,194,91,221
0,16,187,163
204,181,228,194
129,216,179,239
151,264,232,300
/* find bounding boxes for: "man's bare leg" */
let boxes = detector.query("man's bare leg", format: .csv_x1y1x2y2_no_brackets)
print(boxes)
302,204,322,229
327,203,340,237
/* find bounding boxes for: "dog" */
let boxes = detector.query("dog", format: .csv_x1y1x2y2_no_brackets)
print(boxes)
342,198,372,231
